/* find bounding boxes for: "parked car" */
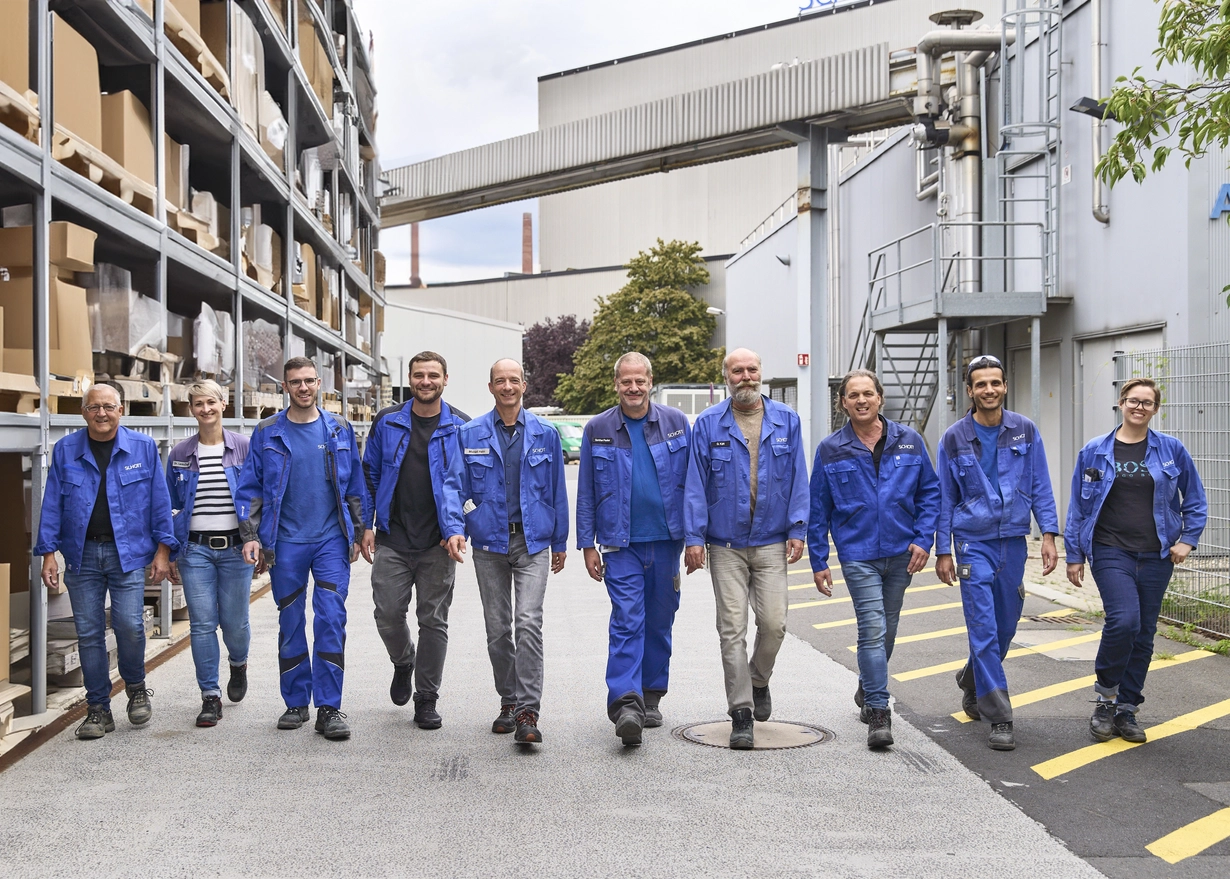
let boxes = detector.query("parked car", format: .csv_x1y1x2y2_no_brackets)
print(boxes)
551,421,583,462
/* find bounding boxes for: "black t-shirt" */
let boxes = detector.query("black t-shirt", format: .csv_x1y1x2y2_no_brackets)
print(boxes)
380,411,442,553
1093,438,1162,552
86,437,116,540
870,416,889,476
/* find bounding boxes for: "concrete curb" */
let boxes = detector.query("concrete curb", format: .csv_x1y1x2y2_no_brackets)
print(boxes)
1025,580,1104,615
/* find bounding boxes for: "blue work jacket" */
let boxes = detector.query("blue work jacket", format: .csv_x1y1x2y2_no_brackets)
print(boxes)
575,403,690,549
936,409,1060,554
35,426,178,574
808,418,941,571
165,430,250,557
460,408,569,555
683,396,809,549
234,408,367,562
363,400,467,540
1064,428,1207,563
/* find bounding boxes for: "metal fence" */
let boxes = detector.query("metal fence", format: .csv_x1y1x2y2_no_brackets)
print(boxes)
1115,343,1230,640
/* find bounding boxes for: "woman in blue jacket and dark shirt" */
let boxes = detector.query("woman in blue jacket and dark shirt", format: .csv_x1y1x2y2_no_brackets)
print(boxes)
1065,377,1206,744
809,369,941,750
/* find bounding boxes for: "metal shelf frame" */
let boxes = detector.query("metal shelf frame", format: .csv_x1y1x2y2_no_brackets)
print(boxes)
2,0,381,715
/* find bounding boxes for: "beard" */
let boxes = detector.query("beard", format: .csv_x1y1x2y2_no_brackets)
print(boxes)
413,384,444,404
730,380,761,406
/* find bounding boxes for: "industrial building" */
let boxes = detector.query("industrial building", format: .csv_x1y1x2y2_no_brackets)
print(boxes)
381,0,1228,638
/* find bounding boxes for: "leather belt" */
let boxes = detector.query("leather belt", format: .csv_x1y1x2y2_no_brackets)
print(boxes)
508,521,523,535
189,531,242,550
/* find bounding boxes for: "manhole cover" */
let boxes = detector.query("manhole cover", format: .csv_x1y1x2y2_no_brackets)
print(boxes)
1024,614,1088,625
672,720,835,750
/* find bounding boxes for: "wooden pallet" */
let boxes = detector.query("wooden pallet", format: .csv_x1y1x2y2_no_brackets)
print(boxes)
0,81,39,144
163,4,230,98
0,372,41,414
52,126,157,216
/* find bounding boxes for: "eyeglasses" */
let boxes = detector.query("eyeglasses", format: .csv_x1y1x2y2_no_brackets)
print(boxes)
966,354,1003,379
1121,398,1157,410
84,404,121,414
285,378,319,388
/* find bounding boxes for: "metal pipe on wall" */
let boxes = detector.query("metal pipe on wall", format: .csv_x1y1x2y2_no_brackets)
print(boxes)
1091,0,1110,223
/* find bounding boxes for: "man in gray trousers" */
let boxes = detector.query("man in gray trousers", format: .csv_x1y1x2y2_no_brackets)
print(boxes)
361,351,469,729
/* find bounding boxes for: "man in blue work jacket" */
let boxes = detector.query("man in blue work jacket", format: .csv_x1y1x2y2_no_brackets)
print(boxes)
36,382,176,740
936,354,1059,751
361,350,468,730
577,352,690,746
683,348,809,750
461,358,568,746
236,356,367,741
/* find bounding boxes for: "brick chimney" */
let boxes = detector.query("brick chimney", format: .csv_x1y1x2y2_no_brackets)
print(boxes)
522,212,533,275
409,222,422,288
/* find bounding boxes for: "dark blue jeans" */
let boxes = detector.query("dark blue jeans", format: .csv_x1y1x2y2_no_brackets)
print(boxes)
843,552,912,710
63,540,148,708
178,541,252,697
1090,543,1174,712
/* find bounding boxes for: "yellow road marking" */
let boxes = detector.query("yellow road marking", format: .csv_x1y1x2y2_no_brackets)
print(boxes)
1031,697,1230,780
1146,807,1230,864
848,625,968,652
952,649,1214,724
892,632,1103,682
791,582,949,611
813,600,963,630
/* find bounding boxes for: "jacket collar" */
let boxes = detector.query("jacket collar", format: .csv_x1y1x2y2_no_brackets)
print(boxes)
957,407,1023,440
268,407,338,439
837,415,896,448
74,425,135,469
1093,427,1159,460
389,399,459,431
178,429,240,460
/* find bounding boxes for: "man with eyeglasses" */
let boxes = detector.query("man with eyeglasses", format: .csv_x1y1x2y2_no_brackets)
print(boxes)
35,382,177,739
236,357,367,740
935,354,1059,751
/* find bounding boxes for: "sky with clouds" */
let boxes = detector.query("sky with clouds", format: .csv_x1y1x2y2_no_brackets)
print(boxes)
351,0,826,285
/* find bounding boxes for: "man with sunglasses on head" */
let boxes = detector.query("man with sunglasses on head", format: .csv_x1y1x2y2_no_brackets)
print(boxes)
36,382,177,739
936,354,1059,751
235,357,367,741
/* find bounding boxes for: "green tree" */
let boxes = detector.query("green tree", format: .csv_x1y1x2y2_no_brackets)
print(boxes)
555,239,725,414
1098,1,1230,187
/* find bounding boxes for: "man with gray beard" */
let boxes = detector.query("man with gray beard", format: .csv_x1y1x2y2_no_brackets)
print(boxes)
683,348,809,749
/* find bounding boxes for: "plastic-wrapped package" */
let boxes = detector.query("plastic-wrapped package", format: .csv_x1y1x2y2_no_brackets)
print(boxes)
193,302,236,380
318,352,336,394
288,332,306,360
299,148,323,210
242,318,282,389
232,3,265,138
80,263,166,355
218,309,235,374
259,91,288,165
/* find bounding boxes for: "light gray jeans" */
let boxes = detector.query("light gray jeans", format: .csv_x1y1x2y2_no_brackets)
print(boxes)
707,542,789,715
472,532,550,714
371,543,456,700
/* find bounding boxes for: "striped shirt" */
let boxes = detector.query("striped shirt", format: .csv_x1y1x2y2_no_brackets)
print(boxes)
189,443,239,532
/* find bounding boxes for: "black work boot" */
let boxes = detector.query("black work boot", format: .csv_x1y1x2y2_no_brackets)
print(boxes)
196,696,223,727
227,664,248,703
955,663,980,721
729,708,754,750
615,706,643,746
1089,701,1117,742
989,721,1015,751
1113,710,1146,743
126,683,153,726
277,705,310,730
492,703,516,734
644,690,665,728
315,706,351,740
390,663,413,707
413,694,442,730
513,709,542,744
867,707,894,749
854,681,865,708
75,705,115,740
752,685,772,722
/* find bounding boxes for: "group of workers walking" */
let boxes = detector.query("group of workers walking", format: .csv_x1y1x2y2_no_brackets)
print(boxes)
34,344,1205,755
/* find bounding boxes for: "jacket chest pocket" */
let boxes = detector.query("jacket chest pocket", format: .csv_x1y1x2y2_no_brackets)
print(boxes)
1080,471,1105,502
118,466,152,488
591,447,616,486
768,438,792,476
526,450,553,485
953,453,984,492
665,434,689,484
61,469,87,507
1160,463,1182,501
825,461,860,504
467,454,495,492
710,447,733,487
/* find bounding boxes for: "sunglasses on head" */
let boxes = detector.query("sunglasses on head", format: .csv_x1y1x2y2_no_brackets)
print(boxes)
966,355,1003,380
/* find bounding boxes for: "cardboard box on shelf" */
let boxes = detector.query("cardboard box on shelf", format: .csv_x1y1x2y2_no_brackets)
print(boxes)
166,135,189,211
0,274,92,377
0,455,29,594
198,0,227,69
53,14,102,148
294,242,316,311
171,0,201,33
101,91,155,187
0,0,29,94
262,0,286,33
0,222,97,272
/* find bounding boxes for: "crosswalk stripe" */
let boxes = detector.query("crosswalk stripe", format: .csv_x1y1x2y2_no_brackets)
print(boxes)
1146,807,1230,864
848,625,968,652
1031,697,1230,781
951,649,1214,724
892,632,1103,682
813,600,963,630
791,582,949,611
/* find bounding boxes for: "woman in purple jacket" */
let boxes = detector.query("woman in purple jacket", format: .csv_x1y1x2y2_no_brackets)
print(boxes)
166,380,252,727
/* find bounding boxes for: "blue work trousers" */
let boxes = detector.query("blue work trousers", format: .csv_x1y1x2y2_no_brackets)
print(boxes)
956,537,1028,724
603,539,683,721
269,534,351,710
843,552,913,710
64,540,148,708
1090,543,1174,713
178,541,253,698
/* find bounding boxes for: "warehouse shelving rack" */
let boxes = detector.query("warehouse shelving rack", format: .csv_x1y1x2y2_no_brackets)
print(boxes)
0,0,382,717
